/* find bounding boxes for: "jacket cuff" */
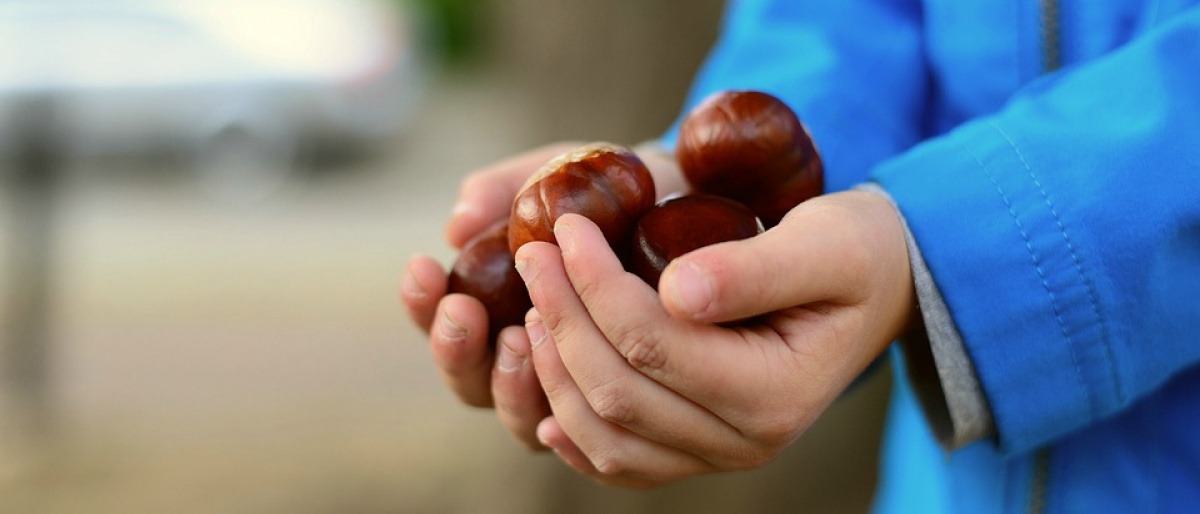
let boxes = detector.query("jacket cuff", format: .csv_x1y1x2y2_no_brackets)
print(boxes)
857,183,996,450
870,117,1125,454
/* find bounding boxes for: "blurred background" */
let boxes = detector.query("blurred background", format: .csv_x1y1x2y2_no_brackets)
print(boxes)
0,0,890,512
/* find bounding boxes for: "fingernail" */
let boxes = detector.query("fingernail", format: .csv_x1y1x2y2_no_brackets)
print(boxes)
438,312,467,344
450,202,473,220
553,220,574,255
401,268,427,300
496,339,524,373
526,318,547,349
667,261,714,318
515,255,536,283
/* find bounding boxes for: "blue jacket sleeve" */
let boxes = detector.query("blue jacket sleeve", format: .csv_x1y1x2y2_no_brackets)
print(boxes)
660,0,927,192
872,8,1200,454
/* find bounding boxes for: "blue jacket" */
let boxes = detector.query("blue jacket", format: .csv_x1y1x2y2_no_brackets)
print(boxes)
661,1,1200,512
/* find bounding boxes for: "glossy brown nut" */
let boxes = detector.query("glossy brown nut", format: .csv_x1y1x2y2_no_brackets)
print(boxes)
628,194,763,288
509,142,656,255
447,221,532,345
676,90,823,227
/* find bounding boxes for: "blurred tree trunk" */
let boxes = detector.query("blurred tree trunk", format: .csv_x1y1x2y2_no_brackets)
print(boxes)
488,0,726,145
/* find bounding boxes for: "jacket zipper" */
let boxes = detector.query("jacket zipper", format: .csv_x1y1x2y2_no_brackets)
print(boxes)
1028,448,1052,514
1029,0,1062,505
1040,0,1062,71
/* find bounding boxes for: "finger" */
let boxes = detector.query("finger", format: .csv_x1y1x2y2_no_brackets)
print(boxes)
534,417,604,479
659,197,871,323
530,215,761,467
542,215,801,435
525,310,715,484
536,417,658,489
400,254,448,333
429,294,494,408
491,323,551,451
446,142,580,249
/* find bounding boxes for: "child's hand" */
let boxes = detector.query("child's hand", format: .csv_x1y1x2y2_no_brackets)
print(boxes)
400,142,683,450
515,190,914,487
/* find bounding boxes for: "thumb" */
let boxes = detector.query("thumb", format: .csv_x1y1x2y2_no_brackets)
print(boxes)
658,194,876,323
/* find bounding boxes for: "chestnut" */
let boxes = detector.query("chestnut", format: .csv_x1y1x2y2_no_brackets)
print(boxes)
447,221,533,345
676,90,823,227
627,194,763,288
509,142,656,255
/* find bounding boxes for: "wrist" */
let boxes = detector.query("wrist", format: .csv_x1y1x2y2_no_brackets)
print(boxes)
846,188,919,347
853,182,996,449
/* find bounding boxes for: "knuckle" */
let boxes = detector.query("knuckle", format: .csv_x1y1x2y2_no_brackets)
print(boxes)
626,339,665,373
714,445,773,472
587,378,637,426
540,311,584,354
700,436,782,472
540,309,569,341
748,412,803,449
612,322,666,373
736,446,781,471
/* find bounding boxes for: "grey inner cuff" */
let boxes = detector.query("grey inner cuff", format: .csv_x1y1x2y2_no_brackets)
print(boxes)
856,183,996,450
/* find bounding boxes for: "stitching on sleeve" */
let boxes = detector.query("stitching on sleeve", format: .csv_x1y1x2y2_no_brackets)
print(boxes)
990,122,1124,407
961,140,1096,422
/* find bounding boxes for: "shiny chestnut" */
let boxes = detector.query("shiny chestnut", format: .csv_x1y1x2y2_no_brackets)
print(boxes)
509,142,656,255
447,221,532,345
676,90,823,227
628,194,763,288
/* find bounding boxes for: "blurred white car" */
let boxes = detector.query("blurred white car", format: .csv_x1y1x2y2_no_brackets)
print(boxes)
0,0,422,197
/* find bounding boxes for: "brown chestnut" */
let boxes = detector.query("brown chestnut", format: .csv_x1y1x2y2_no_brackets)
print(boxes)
509,143,656,255
627,194,763,288
676,90,823,227
447,221,533,345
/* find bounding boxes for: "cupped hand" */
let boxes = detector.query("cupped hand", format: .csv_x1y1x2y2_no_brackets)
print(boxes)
400,141,684,450
513,190,915,487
